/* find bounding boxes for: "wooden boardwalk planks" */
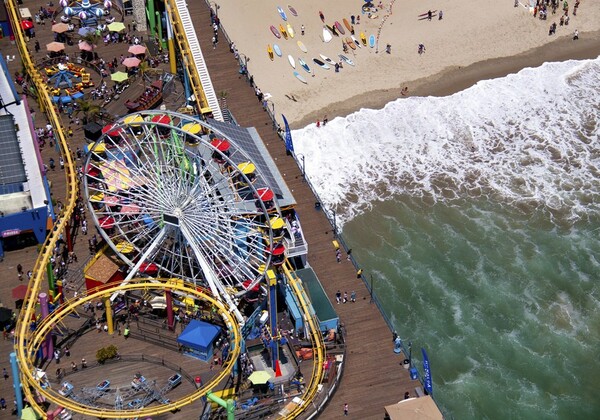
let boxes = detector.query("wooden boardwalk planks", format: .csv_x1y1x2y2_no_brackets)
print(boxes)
186,2,420,418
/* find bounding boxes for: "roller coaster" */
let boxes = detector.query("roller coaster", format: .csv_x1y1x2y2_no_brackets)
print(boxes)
6,0,326,417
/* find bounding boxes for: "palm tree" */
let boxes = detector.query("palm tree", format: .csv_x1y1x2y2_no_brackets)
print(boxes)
80,32,100,52
75,98,101,125
137,61,150,88
219,90,228,112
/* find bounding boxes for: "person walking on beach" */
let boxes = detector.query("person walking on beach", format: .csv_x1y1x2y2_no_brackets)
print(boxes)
301,24,305,35
439,10,443,20
418,43,426,55
343,403,349,416
427,10,433,20
351,291,356,302
335,290,342,304
573,29,579,40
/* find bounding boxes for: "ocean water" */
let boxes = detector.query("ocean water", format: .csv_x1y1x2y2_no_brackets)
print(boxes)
291,57,600,419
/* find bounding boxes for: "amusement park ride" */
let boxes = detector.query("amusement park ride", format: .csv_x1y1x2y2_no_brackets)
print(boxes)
6,0,328,416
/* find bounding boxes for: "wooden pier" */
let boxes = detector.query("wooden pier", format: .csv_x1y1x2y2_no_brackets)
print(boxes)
0,0,426,418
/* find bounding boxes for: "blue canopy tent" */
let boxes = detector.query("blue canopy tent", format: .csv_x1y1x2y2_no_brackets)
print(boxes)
176,320,222,362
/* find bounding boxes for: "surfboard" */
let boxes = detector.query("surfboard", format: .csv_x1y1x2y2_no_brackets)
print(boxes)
297,40,307,53
288,5,298,17
287,23,295,38
298,58,311,73
319,54,335,65
351,35,361,48
369,34,375,48
335,21,345,35
267,44,274,61
293,71,307,84
313,58,330,69
288,54,296,68
319,11,325,22
280,24,288,39
343,18,353,33
345,37,356,50
273,44,282,57
360,32,367,46
270,25,281,39
418,9,437,17
418,13,437,20
277,6,288,21
322,26,332,43
338,54,355,66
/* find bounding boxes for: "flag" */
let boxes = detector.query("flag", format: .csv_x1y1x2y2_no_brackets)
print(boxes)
422,348,433,395
281,114,294,153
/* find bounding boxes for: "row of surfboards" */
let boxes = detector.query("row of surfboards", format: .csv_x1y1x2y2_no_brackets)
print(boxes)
288,54,355,84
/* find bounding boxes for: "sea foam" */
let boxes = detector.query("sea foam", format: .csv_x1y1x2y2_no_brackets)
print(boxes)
292,57,600,227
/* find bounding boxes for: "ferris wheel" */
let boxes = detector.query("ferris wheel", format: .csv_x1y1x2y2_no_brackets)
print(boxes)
83,111,281,321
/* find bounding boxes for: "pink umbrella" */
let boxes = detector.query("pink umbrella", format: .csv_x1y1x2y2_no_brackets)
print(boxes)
122,57,141,68
46,42,65,52
78,41,94,52
128,45,147,55
51,23,69,33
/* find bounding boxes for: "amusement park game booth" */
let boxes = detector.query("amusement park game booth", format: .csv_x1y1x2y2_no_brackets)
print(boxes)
177,320,221,362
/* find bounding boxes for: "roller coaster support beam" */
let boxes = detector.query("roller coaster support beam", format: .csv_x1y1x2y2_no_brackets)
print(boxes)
166,289,174,330
268,270,281,377
165,10,177,74
46,262,56,298
10,353,23,417
206,391,235,420
146,0,156,38
104,297,114,335
39,292,53,359
156,11,166,50
56,280,64,305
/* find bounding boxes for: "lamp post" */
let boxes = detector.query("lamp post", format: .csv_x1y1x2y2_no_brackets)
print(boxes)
329,209,337,236
296,153,305,180
210,2,220,19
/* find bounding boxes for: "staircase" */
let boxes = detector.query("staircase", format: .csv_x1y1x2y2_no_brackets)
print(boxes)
171,0,224,122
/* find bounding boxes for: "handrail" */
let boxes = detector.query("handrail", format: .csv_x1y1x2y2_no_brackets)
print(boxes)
6,0,81,417
164,0,223,121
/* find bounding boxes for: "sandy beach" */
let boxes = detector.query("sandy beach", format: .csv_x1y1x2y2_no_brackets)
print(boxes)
210,0,600,128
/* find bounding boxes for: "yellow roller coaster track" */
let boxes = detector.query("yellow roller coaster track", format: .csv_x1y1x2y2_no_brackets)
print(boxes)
27,278,241,418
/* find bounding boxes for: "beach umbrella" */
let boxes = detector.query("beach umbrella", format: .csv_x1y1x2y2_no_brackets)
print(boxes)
122,57,141,68
78,41,94,51
46,42,65,52
52,22,69,33
248,371,271,385
78,26,96,37
20,406,42,420
107,21,126,32
21,20,34,30
128,45,146,55
110,71,129,83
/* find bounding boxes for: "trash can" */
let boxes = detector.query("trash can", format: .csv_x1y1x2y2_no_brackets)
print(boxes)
409,367,418,380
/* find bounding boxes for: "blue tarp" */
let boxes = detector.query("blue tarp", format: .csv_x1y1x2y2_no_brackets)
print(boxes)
177,320,221,350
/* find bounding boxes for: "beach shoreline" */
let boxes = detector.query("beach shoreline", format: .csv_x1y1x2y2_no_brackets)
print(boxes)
292,30,600,129
212,0,600,129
